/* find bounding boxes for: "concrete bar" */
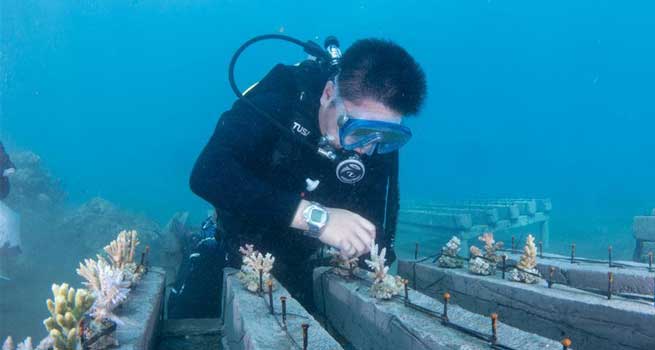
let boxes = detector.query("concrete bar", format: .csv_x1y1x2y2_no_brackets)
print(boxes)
634,216,655,241
398,260,655,350
504,251,654,296
398,210,473,230
313,267,561,350
221,268,342,350
116,267,167,350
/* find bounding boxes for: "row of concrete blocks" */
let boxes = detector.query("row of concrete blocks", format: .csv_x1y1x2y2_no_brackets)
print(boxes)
397,260,655,350
219,266,564,350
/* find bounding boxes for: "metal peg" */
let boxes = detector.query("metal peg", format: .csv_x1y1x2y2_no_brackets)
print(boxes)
607,272,614,300
490,313,498,344
548,266,556,288
648,251,653,272
501,255,507,280
608,245,613,268
280,296,287,325
511,236,515,253
302,323,310,350
403,279,409,305
570,243,576,263
561,338,572,350
267,280,274,314
538,241,543,258
414,242,419,260
443,292,451,322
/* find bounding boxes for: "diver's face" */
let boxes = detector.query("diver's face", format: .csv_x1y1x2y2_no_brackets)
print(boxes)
319,81,402,155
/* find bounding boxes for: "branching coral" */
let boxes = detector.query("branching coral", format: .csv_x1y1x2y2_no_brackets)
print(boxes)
2,337,51,350
43,283,95,350
76,257,131,324
236,244,276,293
479,232,503,263
508,234,541,284
327,247,359,276
365,243,403,300
104,230,139,270
437,236,464,268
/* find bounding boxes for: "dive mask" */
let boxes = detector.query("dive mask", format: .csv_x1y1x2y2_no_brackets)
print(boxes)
336,101,412,155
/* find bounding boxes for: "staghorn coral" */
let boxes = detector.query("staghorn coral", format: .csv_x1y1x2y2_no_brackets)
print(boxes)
327,247,359,276
2,337,51,350
104,230,139,270
508,234,541,284
365,243,403,300
76,257,131,324
43,283,95,350
236,244,276,293
437,236,464,268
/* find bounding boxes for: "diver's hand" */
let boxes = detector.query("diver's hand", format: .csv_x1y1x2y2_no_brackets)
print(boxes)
319,208,376,258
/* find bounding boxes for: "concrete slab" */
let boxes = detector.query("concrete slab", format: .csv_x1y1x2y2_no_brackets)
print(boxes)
313,267,561,350
504,251,655,296
221,268,342,350
398,260,655,350
116,267,167,350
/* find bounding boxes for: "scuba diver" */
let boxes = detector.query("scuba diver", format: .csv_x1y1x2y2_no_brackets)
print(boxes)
0,142,16,200
180,36,426,317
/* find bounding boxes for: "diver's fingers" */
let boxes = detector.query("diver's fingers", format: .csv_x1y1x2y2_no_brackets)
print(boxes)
353,227,374,253
354,215,376,240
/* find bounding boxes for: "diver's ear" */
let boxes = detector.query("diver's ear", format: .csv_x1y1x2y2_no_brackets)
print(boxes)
320,80,336,107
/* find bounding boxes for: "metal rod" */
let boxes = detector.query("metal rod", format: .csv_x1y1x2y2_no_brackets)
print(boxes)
538,241,543,258
490,313,498,344
443,292,450,322
608,245,613,268
280,296,287,325
570,243,576,263
403,279,409,305
258,270,264,294
302,323,310,350
501,255,506,280
548,266,555,288
607,272,614,300
649,251,653,272
415,242,419,260
511,236,515,253
267,280,274,314
561,338,572,350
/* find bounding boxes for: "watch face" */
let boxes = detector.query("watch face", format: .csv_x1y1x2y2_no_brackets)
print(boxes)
310,208,325,223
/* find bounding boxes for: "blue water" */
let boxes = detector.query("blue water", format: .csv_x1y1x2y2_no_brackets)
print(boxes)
1,0,655,339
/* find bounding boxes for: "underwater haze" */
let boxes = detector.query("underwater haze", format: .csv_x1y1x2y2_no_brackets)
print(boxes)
1,0,655,340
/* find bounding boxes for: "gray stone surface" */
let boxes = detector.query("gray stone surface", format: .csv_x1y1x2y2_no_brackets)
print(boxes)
313,267,560,350
116,267,167,350
398,260,655,350
504,251,655,295
634,216,655,240
221,268,342,350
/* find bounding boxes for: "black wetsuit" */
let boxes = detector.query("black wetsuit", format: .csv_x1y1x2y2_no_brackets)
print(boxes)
190,60,399,308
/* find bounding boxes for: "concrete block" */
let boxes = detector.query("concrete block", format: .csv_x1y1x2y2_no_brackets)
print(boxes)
634,216,655,240
116,267,167,350
398,260,655,350
504,252,655,296
221,268,342,350
313,267,561,350
399,210,473,230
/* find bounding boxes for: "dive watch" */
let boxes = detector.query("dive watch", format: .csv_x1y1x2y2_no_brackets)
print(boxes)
302,202,329,238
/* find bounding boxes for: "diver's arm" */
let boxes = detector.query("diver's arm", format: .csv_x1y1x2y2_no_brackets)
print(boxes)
190,92,302,229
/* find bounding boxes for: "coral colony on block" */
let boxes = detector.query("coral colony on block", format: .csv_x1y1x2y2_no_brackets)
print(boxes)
103,230,142,286
468,232,504,276
1,230,148,350
43,283,96,350
437,236,464,268
327,247,360,276
365,243,404,300
237,244,276,293
508,234,542,284
2,336,52,350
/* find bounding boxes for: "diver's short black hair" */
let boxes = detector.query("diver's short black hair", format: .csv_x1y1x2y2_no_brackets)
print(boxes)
338,38,426,116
